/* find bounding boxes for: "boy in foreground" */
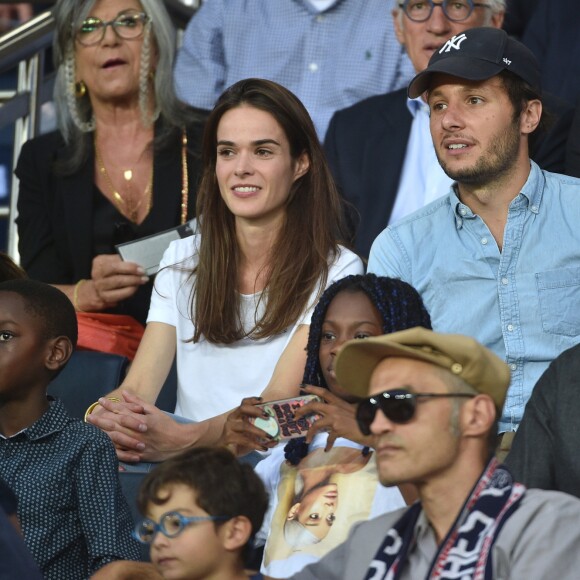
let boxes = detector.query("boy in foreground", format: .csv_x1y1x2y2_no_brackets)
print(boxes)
135,446,269,580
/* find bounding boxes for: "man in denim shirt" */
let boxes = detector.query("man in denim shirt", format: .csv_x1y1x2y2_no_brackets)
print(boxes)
368,27,580,450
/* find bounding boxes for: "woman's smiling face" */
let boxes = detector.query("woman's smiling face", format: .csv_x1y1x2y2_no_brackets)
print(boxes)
215,104,309,229
291,483,338,541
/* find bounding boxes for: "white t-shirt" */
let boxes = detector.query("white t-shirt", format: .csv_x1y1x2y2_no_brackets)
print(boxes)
255,432,406,577
147,236,363,421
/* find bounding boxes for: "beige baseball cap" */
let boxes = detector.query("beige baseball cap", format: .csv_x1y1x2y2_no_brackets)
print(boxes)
335,327,510,412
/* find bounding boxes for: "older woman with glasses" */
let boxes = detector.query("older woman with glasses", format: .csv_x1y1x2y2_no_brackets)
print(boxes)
15,0,204,325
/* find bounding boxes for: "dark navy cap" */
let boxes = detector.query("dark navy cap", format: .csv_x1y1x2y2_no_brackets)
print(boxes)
408,27,541,99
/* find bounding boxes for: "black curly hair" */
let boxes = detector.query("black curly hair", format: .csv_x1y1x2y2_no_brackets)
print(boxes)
285,274,431,464
302,273,431,388
0,279,78,346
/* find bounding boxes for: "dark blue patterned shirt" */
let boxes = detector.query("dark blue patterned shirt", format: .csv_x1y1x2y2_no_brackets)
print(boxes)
0,507,43,579
0,476,17,515
0,398,140,579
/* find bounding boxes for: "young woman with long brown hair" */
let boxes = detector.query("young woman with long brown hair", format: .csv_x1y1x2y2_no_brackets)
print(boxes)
87,78,362,462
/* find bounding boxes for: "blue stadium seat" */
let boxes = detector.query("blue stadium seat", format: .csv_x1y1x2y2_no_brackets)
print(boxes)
47,351,178,418
48,351,129,418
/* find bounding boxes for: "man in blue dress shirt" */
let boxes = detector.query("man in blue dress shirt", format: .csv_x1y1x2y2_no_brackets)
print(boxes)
368,27,580,453
173,0,414,139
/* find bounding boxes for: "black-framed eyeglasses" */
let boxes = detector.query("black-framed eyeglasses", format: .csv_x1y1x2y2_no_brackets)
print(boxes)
356,388,475,435
399,0,491,23
76,10,149,47
133,511,229,544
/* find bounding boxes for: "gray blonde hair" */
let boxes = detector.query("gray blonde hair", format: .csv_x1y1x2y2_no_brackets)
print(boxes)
52,0,197,173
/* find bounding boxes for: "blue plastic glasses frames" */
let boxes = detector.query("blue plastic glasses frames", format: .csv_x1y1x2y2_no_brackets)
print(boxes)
134,511,229,544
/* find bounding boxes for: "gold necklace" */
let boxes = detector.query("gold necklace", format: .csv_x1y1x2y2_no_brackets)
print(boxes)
180,129,188,225
94,134,154,224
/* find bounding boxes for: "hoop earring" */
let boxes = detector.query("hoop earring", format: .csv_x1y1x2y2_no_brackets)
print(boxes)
74,80,87,99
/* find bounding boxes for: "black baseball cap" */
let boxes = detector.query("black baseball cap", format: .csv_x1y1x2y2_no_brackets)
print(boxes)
408,27,541,99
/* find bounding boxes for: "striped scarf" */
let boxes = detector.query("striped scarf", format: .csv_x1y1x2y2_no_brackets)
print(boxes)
364,459,525,580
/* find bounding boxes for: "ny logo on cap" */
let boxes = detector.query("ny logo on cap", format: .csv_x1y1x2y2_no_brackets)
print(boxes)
439,33,467,54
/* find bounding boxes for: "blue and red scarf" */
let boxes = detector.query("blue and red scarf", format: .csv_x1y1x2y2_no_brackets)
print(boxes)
364,459,525,580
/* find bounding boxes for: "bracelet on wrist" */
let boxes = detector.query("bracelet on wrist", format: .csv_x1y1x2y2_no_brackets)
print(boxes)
73,279,87,312
84,396,122,422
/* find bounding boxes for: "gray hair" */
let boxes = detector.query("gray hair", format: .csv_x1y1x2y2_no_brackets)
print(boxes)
435,366,498,455
481,0,506,19
442,370,478,437
52,0,197,173
486,0,506,13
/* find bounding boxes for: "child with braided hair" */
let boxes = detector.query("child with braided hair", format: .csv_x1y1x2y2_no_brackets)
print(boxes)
292,272,433,454
227,274,431,578
225,274,432,454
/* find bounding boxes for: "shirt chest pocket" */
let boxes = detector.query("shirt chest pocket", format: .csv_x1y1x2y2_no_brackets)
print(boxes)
536,267,580,337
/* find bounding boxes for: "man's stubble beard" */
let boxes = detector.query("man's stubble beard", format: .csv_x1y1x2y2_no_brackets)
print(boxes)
436,117,521,187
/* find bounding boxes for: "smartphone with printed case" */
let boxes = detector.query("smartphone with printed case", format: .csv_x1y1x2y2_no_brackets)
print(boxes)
250,395,322,442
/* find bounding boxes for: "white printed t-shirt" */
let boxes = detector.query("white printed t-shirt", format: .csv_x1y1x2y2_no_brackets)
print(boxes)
255,432,406,577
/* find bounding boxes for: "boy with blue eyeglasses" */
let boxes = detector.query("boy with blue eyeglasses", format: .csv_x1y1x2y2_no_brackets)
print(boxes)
134,447,269,580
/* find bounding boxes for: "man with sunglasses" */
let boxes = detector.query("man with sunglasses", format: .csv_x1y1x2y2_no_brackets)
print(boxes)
324,0,573,259
281,327,580,579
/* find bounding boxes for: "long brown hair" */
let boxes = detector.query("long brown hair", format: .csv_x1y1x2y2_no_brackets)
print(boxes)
192,78,348,344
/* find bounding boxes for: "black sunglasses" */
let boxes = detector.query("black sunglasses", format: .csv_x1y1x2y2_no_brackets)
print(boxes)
356,388,475,435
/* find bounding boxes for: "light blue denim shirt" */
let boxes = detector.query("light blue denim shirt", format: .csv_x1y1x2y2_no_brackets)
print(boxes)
368,162,580,432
